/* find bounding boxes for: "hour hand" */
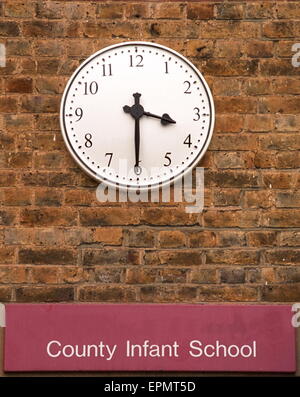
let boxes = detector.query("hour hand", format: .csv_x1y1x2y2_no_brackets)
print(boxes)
123,105,131,114
143,111,176,125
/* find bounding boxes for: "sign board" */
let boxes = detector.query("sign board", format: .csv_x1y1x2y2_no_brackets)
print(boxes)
3,304,296,372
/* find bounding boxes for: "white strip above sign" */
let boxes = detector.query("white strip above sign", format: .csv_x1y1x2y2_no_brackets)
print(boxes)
0,304,5,327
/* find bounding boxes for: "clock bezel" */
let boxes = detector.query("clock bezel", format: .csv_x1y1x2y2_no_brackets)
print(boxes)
60,41,215,191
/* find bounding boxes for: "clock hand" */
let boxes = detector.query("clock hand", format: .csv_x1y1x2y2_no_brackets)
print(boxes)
143,111,176,125
134,118,141,175
123,93,143,175
123,99,176,125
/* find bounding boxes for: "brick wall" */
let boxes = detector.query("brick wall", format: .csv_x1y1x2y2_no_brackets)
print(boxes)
0,0,300,304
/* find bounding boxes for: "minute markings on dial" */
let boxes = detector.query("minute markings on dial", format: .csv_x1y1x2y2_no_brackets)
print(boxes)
64,45,211,187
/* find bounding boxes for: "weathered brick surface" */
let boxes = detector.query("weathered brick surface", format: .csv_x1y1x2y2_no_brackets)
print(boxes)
0,1,299,304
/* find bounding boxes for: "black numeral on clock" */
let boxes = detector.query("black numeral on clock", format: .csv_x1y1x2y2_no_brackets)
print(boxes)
193,107,200,121
102,64,112,77
84,81,98,95
165,62,169,74
105,152,113,167
184,81,191,94
130,55,143,67
184,134,192,148
84,133,93,148
75,107,83,121
164,152,172,167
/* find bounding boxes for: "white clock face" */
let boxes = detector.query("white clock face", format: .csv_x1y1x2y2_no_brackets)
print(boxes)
60,41,215,190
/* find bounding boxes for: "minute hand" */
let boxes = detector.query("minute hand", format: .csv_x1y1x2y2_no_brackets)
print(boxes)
143,111,176,125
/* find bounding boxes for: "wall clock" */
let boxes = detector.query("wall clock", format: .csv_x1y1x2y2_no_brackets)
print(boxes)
60,41,215,190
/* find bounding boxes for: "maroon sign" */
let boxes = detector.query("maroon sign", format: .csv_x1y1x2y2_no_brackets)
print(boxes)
4,304,296,372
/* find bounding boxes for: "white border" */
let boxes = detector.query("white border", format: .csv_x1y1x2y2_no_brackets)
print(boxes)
0,304,5,327
60,41,215,191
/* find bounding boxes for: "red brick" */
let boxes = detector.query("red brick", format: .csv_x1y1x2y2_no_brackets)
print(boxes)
279,232,300,247
0,209,17,226
206,170,259,188
214,189,241,206
245,40,273,58
160,268,188,284
265,249,300,265
3,187,32,206
19,248,77,265
214,115,244,133
203,59,258,77
144,250,202,266
263,21,295,38
245,2,274,19
141,208,198,226
20,95,60,113
34,40,64,57
0,287,13,302
35,2,64,19
0,96,18,112
140,285,197,303
260,59,299,77
187,4,214,20
272,78,300,95
247,231,277,247
215,97,257,114
125,229,155,248
198,285,258,302
92,267,123,284
215,3,244,20
80,208,140,226
262,171,295,189
217,231,246,247
259,134,300,151
4,228,35,245
205,249,259,265
20,208,77,227
22,21,64,38
276,268,300,283
262,210,300,228
94,227,123,245
158,230,186,248
96,3,124,19
34,188,63,206
214,152,254,169
5,2,35,18
83,249,141,266
79,286,137,302
213,78,240,96
245,115,273,132
6,77,33,93
6,40,32,56
0,21,20,36
189,268,218,284
0,247,16,264
204,210,260,228
125,3,150,19
243,190,273,209
220,268,246,284
262,284,300,302
0,267,27,284
16,286,74,302
30,267,60,284
200,21,260,39
152,3,185,19
125,268,157,284
243,78,271,96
